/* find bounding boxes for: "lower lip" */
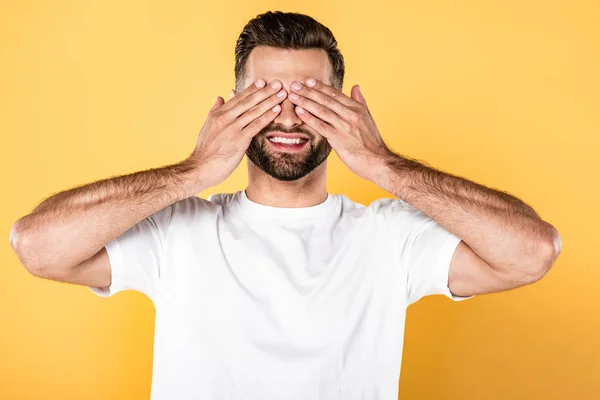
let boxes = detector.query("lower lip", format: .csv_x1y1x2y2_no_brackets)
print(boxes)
267,139,309,152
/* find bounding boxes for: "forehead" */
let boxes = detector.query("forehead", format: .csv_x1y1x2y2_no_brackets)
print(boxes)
243,46,332,88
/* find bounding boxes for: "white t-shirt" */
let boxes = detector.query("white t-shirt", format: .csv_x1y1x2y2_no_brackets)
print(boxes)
90,190,472,399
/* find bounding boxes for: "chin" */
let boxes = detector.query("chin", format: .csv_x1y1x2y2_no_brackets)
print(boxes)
246,135,332,181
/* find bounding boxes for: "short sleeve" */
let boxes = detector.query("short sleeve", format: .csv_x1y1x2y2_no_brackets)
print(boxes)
385,199,474,305
88,205,174,302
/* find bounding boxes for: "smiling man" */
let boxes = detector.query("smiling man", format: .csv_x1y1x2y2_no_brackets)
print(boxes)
243,45,334,182
10,11,562,400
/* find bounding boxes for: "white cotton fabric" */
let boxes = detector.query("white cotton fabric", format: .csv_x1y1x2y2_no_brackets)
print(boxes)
90,190,472,399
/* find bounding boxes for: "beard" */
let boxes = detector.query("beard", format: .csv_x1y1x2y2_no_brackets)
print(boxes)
246,123,332,181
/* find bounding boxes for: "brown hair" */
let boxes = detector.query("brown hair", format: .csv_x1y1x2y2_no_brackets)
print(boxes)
234,11,345,91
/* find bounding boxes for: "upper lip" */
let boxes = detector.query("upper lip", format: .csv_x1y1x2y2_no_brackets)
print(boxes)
266,132,310,140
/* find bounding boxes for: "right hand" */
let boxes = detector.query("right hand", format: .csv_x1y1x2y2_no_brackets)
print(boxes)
184,78,288,189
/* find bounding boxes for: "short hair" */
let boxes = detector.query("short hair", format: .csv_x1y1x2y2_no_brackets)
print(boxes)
234,11,345,91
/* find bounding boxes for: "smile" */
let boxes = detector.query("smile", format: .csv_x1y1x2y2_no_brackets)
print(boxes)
266,136,309,152
268,137,309,144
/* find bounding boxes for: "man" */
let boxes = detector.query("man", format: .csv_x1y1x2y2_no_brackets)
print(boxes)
10,11,561,400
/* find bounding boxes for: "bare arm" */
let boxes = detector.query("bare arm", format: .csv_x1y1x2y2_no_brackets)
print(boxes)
282,78,561,298
10,160,202,285
9,77,288,289
378,154,562,296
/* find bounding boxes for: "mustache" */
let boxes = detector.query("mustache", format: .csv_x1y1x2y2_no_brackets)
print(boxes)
257,123,314,139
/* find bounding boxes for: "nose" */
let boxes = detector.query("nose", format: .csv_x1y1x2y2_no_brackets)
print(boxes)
273,96,303,129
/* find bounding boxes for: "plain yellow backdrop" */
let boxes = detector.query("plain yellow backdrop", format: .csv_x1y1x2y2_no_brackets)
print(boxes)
1,0,598,399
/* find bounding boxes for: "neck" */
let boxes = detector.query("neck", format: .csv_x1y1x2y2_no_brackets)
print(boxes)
245,159,328,208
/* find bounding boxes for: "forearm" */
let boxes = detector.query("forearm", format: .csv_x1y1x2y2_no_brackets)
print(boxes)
11,159,204,275
377,153,561,275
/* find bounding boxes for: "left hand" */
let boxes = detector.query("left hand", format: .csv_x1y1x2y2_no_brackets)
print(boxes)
288,78,394,183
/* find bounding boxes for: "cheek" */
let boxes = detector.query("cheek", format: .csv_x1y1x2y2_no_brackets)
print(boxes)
314,131,327,141
311,135,328,148
301,125,322,140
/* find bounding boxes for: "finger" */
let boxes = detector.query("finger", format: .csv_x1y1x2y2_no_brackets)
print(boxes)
241,103,283,138
288,91,348,130
351,85,365,104
210,96,225,111
294,106,336,139
302,78,362,108
288,80,351,122
236,88,287,129
351,85,372,116
219,78,267,112
229,79,284,119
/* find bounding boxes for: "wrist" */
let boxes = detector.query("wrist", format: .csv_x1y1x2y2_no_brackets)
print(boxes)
168,160,209,200
372,152,409,197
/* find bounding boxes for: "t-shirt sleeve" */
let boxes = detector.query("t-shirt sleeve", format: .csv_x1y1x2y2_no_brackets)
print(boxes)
88,204,174,301
384,199,474,305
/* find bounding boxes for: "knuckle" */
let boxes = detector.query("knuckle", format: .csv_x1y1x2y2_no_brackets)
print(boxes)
349,111,361,124
247,91,270,107
246,111,272,131
216,111,229,124
316,118,329,131
211,116,224,130
237,96,252,109
208,108,221,118
246,104,259,116
317,105,329,116
255,109,270,122
251,117,265,128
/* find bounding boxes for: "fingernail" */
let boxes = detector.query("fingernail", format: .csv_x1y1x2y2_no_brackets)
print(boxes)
289,93,299,100
306,78,316,87
292,82,302,91
271,80,281,89
272,105,281,112
277,90,286,97
255,79,266,88
296,106,305,114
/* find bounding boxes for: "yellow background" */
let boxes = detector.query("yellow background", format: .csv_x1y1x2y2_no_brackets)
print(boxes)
1,0,598,398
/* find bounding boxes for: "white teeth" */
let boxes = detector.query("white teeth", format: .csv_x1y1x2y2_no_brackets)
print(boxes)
268,137,307,145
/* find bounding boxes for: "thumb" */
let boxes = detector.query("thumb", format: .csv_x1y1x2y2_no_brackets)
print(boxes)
210,96,225,111
351,85,367,106
351,85,372,117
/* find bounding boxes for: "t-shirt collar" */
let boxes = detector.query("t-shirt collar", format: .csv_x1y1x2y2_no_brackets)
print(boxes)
231,189,337,220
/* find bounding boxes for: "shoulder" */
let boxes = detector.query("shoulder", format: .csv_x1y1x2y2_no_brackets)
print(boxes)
331,195,429,233
171,195,222,214
153,194,226,227
342,196,426,221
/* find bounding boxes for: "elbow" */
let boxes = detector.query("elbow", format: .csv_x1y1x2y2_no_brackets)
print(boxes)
525,223,562,284
10,219,47,278
540,223,562,274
